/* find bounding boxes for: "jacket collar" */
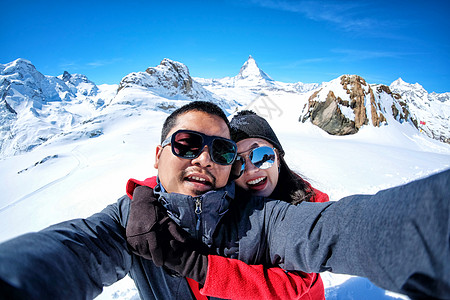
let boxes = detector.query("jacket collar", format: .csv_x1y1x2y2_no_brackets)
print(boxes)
153,179,235,246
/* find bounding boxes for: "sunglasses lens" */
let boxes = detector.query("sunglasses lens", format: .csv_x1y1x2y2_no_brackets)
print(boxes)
231,156,245,177
231,146,276,178
250,146,275,170
172,131,203,158
171,130,236,165
212,138,237,165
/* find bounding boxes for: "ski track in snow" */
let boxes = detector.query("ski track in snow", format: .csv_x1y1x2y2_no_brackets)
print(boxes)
0,147,87,213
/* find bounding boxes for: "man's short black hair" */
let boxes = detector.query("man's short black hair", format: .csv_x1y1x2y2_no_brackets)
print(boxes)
160,101,231,143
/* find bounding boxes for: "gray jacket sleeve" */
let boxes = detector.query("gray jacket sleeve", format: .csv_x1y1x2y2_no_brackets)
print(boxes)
267,169,450,299
0,196,132,300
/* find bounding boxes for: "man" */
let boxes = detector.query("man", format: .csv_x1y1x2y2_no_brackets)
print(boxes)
0,101,449,299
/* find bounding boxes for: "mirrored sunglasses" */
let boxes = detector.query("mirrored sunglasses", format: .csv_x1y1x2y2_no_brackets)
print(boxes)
231,146,276,178
162,129,237,165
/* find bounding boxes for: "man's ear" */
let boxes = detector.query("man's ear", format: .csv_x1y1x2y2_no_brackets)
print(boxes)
154,145,163,169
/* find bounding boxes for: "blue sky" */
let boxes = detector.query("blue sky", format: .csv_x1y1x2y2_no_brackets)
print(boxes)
2,0,449,92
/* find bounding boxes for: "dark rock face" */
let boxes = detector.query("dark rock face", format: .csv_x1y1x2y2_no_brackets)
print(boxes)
307,90,358,135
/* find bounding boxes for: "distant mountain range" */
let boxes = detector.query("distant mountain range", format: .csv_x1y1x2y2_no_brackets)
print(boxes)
1,56,449,158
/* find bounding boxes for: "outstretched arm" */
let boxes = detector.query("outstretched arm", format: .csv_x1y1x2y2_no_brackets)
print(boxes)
0,198,132,299
267,169,450,299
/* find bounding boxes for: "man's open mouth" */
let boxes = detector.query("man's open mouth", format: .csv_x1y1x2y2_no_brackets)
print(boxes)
185,175,213,186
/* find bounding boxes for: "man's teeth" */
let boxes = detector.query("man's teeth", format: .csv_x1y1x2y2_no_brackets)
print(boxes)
190,176,206,182
247,177,265,185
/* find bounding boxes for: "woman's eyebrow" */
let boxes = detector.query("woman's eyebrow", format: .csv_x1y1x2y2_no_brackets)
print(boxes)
237,143,260,155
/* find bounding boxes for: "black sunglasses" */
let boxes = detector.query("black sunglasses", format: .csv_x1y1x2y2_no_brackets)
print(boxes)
162,130,237,165
231,146,277,178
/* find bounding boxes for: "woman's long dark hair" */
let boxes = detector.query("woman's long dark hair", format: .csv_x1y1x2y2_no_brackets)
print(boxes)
269,154,315,205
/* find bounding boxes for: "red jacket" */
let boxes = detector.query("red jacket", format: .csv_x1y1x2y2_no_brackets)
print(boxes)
127,177,328,300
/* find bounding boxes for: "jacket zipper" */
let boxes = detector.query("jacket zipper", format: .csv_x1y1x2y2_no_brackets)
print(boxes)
194,196,203,240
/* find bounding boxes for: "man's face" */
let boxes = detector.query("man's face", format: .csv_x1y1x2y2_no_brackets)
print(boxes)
155,111,232,197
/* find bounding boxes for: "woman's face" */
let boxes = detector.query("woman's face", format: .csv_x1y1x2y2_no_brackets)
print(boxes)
234,138,280,197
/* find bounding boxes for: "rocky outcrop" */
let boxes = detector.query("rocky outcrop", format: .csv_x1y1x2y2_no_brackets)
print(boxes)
145,59,195,95
118,59,211,100
305,89,358,135
341,75,368,128
115,59,237,113
301,75,416,135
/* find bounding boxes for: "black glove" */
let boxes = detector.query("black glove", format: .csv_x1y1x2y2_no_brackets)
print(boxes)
126,185,210,284
126,185,174,265
162,234,210,284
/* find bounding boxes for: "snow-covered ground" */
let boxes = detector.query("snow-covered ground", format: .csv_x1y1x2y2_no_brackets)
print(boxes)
1,92,449,299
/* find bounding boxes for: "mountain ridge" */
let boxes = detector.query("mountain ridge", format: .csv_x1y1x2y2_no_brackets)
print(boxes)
1,57,448,158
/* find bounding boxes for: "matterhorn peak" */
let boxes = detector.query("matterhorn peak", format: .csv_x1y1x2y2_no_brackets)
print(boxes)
236,55,273,82
61,70,72,82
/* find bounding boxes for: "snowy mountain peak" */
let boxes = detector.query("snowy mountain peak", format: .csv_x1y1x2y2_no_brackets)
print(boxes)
61,70,72,82
1,58,35,72
117,58,209,100
390,78,450,143
391,77,407,86
236,55,273,82
115,59,236,112
157,58,190,77
57,71,98,97
391,77,425,91
0,59,108,157
195,55,320,95
1,58,46,86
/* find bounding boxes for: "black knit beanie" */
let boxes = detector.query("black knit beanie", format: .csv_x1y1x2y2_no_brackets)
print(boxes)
230,110,284,155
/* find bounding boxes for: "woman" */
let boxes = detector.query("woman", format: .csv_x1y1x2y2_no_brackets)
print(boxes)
126,110,329,299
193,110,328,299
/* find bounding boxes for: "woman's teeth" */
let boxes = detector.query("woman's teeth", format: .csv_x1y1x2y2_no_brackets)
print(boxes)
247,177,266,185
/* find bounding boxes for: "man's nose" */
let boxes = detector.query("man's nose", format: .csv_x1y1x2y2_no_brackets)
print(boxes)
191,146,213,167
